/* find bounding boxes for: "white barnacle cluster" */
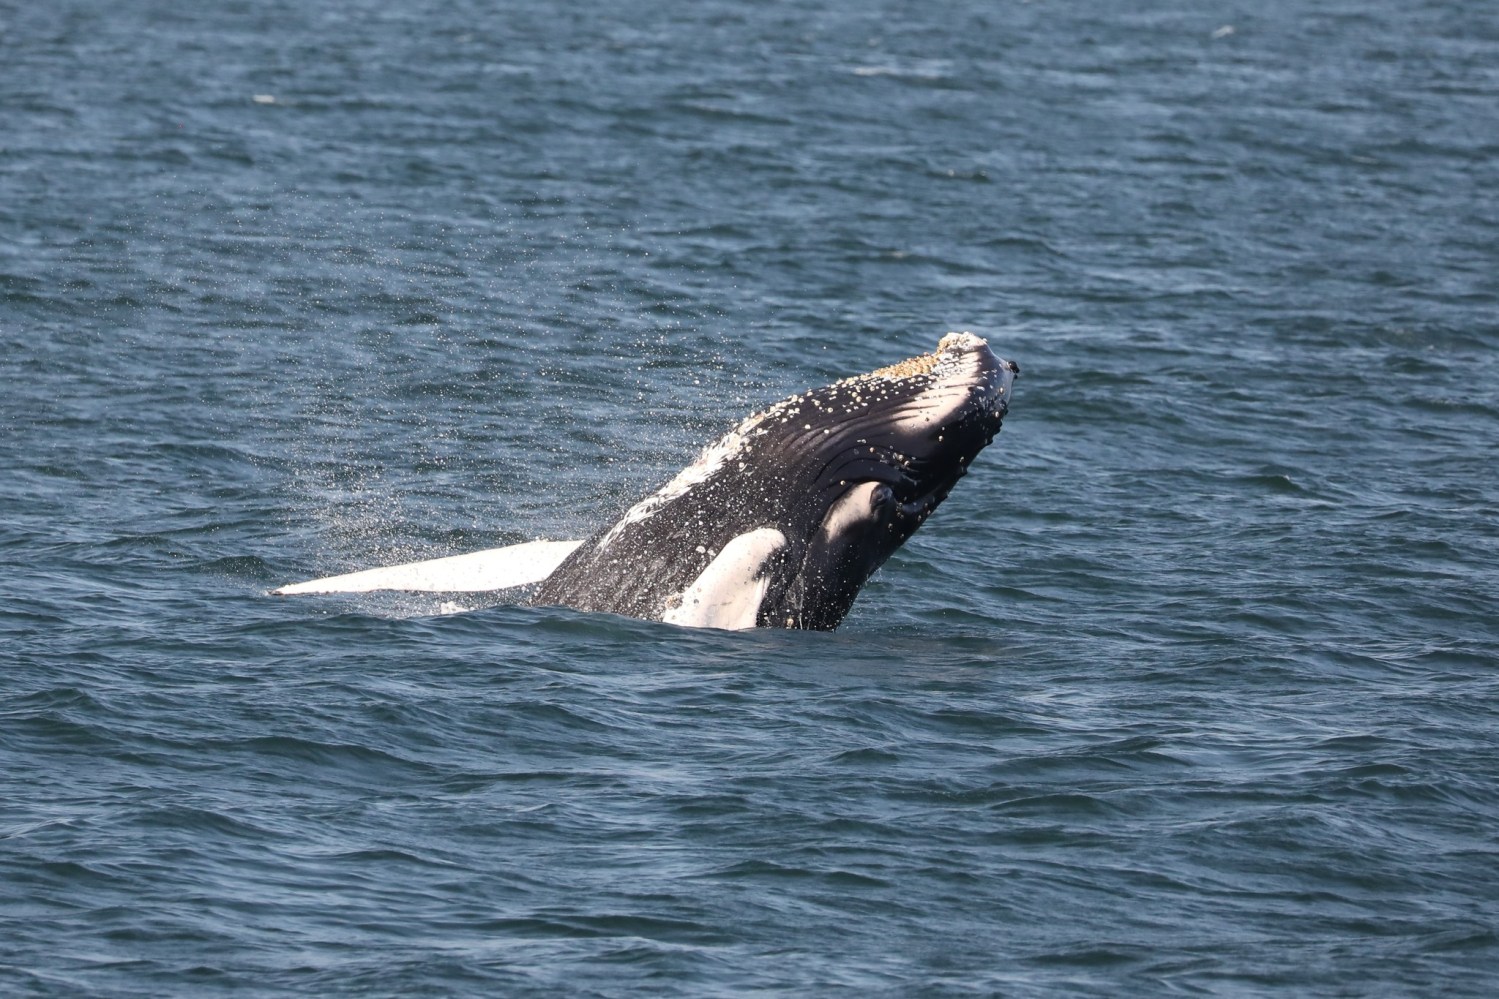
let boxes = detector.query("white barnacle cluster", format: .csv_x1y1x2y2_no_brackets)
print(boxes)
826,332,992,429
839,333,980,396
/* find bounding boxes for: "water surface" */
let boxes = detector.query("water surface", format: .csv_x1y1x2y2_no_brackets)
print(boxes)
3,1,1497,994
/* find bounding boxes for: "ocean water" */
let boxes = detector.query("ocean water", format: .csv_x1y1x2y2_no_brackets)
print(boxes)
3,0,1498,994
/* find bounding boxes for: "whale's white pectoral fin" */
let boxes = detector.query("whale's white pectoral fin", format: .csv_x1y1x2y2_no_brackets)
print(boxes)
271,539,585,596
661,528,786,631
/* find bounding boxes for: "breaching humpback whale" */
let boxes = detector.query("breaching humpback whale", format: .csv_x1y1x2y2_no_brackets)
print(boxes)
274,332,1018,631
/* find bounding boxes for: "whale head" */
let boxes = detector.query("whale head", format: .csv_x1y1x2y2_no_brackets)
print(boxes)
740,331,1017,628
530,332,1018,630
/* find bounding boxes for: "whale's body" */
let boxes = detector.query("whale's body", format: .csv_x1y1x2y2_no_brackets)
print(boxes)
274,333,1017,631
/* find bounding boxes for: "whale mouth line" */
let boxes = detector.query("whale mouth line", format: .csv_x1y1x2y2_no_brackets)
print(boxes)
831,451,958,523
898,483,947,520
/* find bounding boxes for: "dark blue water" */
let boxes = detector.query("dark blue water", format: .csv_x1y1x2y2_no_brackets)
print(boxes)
4,1,1498,994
